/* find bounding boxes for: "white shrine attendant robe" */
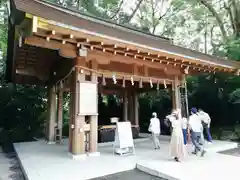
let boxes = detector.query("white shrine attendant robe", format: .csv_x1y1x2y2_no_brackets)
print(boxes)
169,118,186,159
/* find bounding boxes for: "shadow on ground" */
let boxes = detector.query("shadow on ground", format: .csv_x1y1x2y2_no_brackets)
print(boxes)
1,144,25,180
6,154,25,180
89,169,166,180
218,147,240,157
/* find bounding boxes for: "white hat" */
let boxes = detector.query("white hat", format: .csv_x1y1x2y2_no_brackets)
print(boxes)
152,112,157,117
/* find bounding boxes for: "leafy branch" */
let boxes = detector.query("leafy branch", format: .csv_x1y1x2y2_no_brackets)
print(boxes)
122,0,144,24
199,0,228,41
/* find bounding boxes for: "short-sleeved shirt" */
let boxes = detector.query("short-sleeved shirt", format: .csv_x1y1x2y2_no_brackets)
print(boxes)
198,111,211,127
149,117,160,134
188,114,202,132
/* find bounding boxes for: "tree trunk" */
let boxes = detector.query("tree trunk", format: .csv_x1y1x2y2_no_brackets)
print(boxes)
123,0,144,24
199,0,228,41
204,27,207,54
77,0,82,10
231,0,240,37
110,0,124,19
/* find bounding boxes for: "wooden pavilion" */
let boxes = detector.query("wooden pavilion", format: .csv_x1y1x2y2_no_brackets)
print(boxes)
6,0,240,158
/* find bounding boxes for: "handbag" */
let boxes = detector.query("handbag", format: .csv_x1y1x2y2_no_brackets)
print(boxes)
148,124,152,132
164,118,171,127
202,121,208,128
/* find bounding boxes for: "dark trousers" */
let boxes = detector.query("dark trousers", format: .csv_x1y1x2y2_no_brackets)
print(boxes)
204,127,212,142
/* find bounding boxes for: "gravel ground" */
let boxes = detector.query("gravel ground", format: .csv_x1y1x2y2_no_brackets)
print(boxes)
89,169,166,180
219,147,240,157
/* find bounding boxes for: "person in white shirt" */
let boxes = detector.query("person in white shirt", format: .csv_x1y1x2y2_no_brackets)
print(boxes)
148,112,161,149
198,108,212,144
188,107,206,157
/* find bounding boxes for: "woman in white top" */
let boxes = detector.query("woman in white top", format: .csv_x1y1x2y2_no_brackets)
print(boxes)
168,109,186,162
148,112,161,149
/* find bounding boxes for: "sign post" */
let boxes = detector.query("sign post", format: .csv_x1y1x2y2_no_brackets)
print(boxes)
113,122,135,156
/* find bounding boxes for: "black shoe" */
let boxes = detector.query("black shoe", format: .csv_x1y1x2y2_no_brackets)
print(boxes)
192,151,197,155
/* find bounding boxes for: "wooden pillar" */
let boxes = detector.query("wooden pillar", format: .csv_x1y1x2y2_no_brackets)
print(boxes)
123,90,128,121
69,83,73,152
172,76,181,110
89,115,98,153
47,86,56,143
89,67,98,154
128,92,134,124
182,75,189,117
57,90,63,143
70,68,86,157
172,88,177,110
133,92,139,126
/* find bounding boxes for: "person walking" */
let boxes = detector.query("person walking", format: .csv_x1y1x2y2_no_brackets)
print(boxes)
148,112,161,149
188,107,206,157
198,108,212,144
169,109,186,162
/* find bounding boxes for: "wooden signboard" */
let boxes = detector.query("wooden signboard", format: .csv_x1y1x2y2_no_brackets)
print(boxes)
79,82,98,115
113,122,135,156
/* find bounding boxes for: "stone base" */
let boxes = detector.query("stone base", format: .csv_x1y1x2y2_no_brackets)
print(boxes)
69,153,87,160
88,152,100,157
46,141,56,145
55,140,63,145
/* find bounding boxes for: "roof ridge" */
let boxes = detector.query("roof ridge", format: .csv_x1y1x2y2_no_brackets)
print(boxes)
33,0,236,64
12,0,240,68
34,0,171,42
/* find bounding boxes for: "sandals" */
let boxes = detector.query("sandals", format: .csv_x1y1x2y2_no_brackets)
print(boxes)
174,157,180,162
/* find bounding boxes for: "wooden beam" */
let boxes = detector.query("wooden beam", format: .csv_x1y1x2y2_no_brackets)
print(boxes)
36,22,182,61
24,36,183,76
25,35,232,74
35,20,240,70
133,63,138,75
143,65,148,76
89,59,98,70
88,51,181,75
25,36,78,57
24,35,235,76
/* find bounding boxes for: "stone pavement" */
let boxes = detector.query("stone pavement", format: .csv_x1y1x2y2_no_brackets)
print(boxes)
137,142,240,180
13,136,239,180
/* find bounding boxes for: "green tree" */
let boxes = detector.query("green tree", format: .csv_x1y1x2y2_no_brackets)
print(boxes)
0,1,48,144
0,2,8,76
